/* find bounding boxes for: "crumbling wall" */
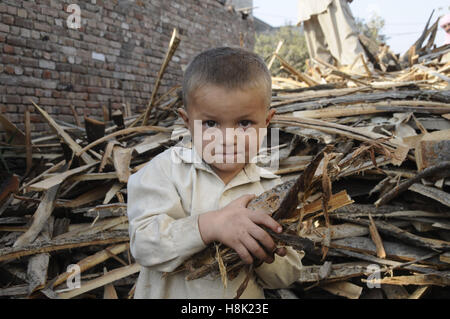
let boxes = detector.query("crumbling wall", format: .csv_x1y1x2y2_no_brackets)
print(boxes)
0,0,255,133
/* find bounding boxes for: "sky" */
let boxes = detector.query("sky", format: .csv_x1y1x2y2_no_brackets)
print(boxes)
253,0,450,55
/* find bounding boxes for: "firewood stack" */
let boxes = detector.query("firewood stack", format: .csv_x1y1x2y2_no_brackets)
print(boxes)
0,27,449,299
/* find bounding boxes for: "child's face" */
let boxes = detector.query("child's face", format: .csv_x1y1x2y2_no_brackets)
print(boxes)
178,84,276,176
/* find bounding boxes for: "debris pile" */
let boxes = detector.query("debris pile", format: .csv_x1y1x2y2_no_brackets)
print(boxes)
0,26,450,299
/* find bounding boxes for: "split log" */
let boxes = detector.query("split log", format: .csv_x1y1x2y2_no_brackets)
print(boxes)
76,126,171,157
84,116,105,152
368,214,387,259
274,90,450,113
112,110,125,130
112,146,133,183
103,267,119,299
0,230,129,262
13,184,60,248
57,263,140,299
333,217,450,251
296,262,372,284
28,162,98,191
272,115,409,166
415,129,450,171
364,274,450,287
408,183,450,208
27,253,50,295
275,53,319,87
440,252,450,264
375,161,450,206
30,100,96,165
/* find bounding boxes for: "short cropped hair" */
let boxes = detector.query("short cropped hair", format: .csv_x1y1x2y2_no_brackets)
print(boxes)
182,47,272,109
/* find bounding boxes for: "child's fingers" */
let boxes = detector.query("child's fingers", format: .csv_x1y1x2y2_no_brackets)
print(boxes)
241,234,272,263
274,247,287,257
247,223,277,254
249,210,282,234
234,243,253,265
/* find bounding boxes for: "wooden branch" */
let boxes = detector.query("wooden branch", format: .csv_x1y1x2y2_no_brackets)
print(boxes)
360,53,372,77
52,243,129,288
296,262,372,284
55,183,113,208
331,69,370,86
76,126,171,157
0,230,129,262
13,184,60,248
364,274,450,287
57,263,140,299
19,160,66,192
27,253,50,295
408,183,450,208
267,40,283,70
28,162,98,192
30,100,96,165
275,90,450,113
334,216,450,251
375,161,450,206
368,213,386,259
141,28,181,126
112,146,133,183
275,53,319,87
272,115,409,166
293,103,450,119
103,267,119,299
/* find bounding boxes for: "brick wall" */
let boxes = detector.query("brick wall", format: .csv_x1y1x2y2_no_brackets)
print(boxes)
0,0,255,134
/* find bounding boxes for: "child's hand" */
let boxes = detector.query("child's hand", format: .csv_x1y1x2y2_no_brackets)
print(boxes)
198,194,285,265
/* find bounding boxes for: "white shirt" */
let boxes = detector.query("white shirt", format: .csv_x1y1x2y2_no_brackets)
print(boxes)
127,145,304,299
298,0,333,22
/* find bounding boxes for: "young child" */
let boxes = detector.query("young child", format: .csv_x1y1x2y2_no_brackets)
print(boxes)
127,47,304,299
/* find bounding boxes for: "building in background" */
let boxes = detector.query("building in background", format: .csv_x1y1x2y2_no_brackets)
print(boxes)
0,0,254,133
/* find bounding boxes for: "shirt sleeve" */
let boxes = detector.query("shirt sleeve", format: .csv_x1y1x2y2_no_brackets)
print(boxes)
127,152,207,272
254,247,304,289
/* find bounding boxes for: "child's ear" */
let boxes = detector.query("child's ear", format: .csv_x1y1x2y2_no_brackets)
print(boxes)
177,107,190,128
265,108,276,126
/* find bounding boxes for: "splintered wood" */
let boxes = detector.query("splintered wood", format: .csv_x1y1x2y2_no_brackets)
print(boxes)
0,25,450,300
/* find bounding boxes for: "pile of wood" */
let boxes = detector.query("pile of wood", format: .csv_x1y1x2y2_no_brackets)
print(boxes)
0,27,449,299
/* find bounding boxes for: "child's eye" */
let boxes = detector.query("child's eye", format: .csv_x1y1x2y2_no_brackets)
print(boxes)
203,120,217,128
239,120,252,128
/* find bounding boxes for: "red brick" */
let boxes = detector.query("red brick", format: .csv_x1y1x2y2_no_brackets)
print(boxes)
4,95,21,103
3,44,14,54
2,14,14,25
42,70,52,79
4,65,14,74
